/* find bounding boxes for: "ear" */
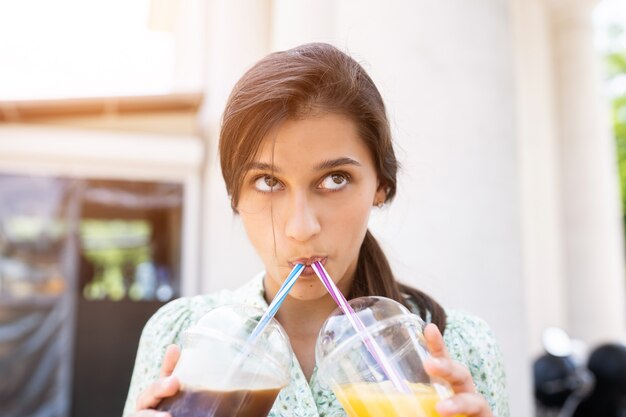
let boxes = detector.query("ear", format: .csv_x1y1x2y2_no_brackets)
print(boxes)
373,182,387,206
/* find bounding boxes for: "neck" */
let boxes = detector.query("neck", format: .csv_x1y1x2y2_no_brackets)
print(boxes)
273,294,338,336
262,273,354,381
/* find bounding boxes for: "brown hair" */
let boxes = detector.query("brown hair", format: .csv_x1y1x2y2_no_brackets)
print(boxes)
219,43,446,332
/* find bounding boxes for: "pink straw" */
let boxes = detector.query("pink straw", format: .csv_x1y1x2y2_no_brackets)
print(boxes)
311,261,411,394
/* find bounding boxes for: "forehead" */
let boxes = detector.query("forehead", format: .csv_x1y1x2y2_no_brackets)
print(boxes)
254,113,374,167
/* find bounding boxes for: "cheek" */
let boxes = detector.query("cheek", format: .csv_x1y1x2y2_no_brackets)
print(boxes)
324,193,373,241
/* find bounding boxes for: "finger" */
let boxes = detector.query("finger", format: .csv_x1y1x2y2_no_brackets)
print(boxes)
423,356,476,393
136,376,180,410
423,323,449,358
423,323,475,391
131,411,172,417
435,392,490,417
159,344,181,378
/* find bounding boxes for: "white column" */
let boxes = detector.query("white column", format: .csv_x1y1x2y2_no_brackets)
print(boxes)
199,0,272,293
550,0,626,344
512,0,567,355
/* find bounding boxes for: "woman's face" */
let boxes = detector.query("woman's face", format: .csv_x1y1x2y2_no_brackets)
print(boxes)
237,113,386,301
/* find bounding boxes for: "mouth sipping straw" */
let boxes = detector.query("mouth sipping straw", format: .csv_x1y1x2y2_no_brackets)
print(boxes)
311,261,412,394
248,263,305,342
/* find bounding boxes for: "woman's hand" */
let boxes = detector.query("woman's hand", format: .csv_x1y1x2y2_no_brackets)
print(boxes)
423,324,493,417
131,344,181,417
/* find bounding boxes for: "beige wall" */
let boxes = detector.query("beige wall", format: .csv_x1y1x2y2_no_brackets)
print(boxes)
21,112,200,136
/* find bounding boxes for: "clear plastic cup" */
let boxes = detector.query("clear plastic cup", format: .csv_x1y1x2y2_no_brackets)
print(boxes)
158,304,293,417
316,296,460,417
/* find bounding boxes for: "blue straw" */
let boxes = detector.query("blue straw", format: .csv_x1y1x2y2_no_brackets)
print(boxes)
248,263,305,342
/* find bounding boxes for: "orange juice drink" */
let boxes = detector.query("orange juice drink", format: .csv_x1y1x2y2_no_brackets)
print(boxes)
334,382,465,417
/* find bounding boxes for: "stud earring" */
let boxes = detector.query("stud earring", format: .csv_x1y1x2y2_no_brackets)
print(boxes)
376,201,384,208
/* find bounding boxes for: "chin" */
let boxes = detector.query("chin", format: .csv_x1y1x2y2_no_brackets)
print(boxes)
287,281,332,301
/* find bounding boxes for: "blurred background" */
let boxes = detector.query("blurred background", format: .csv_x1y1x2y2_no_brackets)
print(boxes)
0,0,624,416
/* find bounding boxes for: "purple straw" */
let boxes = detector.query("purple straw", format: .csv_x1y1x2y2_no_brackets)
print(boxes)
311,261,411,394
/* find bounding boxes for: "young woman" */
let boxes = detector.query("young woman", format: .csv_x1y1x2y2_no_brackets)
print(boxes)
124,43,509,417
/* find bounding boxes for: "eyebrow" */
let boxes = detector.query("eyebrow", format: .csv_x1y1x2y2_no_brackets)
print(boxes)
244,157,362,173
314,157,362,170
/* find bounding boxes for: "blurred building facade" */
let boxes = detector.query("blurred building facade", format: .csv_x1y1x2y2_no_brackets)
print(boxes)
0,1,624,417
0,97,203,416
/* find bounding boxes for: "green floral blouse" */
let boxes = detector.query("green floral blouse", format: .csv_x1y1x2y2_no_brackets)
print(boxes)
123,274,510,417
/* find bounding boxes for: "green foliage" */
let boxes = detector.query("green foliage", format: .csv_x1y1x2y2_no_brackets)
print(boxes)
615,95,626,212
607,24,626,225
607,51,626,77
80,219,152,301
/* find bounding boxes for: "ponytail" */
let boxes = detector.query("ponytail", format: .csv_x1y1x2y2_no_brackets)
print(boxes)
350,230,447,333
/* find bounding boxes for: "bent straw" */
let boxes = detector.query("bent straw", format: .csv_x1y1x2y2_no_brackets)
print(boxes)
248,263,305,342
221,264,305,390
209,264,305,417
311,261,411,394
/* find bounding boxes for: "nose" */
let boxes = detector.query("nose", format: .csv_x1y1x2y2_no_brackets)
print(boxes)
284,191,321,242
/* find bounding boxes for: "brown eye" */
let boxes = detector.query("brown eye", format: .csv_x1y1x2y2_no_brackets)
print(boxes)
319,173,350,190
254,175,283,192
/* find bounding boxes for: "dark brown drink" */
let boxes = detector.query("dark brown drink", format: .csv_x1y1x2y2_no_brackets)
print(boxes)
157,386,282,417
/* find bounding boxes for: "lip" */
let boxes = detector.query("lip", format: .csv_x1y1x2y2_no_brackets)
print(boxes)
288,256,327,277
289,255,327,266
